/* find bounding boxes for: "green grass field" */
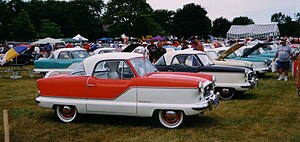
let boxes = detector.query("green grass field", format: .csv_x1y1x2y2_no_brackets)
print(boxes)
0,68,300,142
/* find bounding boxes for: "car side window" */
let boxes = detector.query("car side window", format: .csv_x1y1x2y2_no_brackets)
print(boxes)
118,61,134,79
93,60,132,79
93,61,111,79
171,56,180,65
185,55,200,67
155,56,166,66
58,51,73,60
49,54,55,59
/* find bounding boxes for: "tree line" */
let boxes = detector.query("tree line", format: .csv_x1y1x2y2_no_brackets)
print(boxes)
1,0,300,42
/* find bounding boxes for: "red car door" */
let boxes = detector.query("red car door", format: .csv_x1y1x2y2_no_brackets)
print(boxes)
86,60,138,115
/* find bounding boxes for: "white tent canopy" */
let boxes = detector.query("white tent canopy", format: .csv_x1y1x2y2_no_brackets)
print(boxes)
227,24,280,39
31,37,65,45
72,34,88,41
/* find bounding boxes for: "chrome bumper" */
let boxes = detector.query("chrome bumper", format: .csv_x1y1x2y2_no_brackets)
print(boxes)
192,92,220,111
241,78,258,89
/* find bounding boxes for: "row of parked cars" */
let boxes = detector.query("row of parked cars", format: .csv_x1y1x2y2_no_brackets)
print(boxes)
34,42,280,128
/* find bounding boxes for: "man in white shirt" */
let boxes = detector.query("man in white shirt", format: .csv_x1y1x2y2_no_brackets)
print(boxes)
34,46,41,60
273,39,293,81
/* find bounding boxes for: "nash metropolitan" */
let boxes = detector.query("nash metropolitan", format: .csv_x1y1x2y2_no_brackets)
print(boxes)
36,53,219,128
154,50,258,100
34,48,89,77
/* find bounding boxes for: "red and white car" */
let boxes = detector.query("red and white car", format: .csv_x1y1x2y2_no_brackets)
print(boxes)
36,53,219,128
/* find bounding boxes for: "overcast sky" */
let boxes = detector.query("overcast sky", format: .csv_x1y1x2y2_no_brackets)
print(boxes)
146,0,299,24
104,0,300,24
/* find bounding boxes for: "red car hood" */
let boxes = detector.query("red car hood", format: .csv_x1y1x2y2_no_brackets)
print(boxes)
137,72,212,88
147,72,213,81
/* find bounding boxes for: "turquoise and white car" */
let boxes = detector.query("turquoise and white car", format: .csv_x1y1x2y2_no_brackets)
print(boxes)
34,48,89,77
229,43,273,76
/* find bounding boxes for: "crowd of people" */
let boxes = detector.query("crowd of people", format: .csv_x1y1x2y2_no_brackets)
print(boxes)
0,37,298,79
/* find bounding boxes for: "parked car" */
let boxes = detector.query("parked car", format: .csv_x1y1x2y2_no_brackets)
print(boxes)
33,48,89,77
237,43,276,59
204,43,254,68
154,50,258,100
219,43,272,76
35,52,219,128
93,47,117,55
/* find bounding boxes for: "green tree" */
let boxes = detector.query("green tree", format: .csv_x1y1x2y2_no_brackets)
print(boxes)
153,9,175,35
62,0,104,40
296,13,300,23
232,16,254,25
0,1,8,41
37,19,63,38
0,0,26,41
271,12,287,24
270,12,300,36
212,17,231,37
8,9,36,41
25,0,104,41
103,0,161,37
172,3,211,39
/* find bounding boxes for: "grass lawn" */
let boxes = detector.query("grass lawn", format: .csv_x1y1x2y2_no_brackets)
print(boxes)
0,67,300,142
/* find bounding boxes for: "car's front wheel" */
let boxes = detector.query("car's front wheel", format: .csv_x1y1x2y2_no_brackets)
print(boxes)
157,110,184,128
218,88,235,100
55,105,77,123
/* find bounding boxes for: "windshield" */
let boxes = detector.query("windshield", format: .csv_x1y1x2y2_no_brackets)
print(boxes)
206,51,218,60
129,57,158,76
72,50,89,59
243,48,261,55
196,54,214,66
70,62,86,76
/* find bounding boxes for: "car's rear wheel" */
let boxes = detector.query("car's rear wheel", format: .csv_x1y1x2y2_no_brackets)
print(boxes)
218,88,235,100
158,110,184,128
56,105,77,123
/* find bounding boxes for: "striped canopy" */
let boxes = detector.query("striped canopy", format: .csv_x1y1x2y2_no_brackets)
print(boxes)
0,45,30,65
227,24,280,39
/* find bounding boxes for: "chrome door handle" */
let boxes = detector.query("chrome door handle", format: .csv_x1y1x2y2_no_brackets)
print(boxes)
87,84,96,87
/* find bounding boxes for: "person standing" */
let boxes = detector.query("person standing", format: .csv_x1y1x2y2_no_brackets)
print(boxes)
66,42,73,48
83,42,90,51
273,38,293,81
140,42,149,58
153,42,166,63
44,43,52,58
147,41,157,63
34,45,41,60
192,39,204,51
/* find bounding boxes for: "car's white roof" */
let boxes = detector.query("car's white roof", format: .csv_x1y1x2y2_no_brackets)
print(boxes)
52,48,87,58
205,47,230,53
83,52,142,75
93,48,116,55
162,50,205,64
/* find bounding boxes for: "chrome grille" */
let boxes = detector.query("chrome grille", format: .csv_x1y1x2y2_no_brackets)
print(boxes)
204,83,214,97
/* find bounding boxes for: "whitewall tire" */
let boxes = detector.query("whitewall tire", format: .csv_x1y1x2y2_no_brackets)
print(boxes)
56,105,77,123
158,110,184,129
